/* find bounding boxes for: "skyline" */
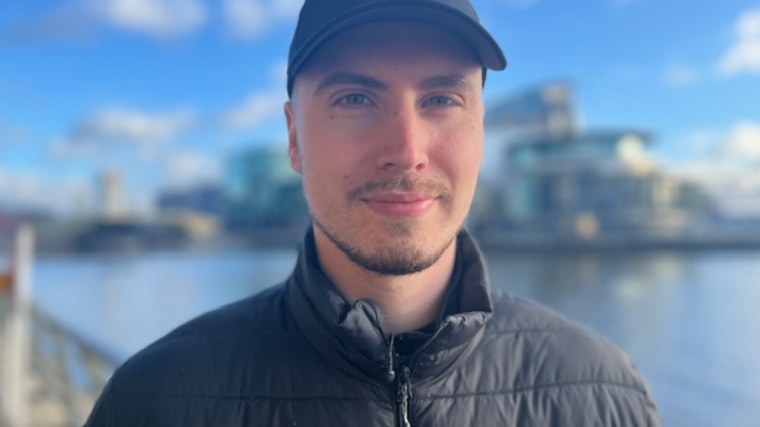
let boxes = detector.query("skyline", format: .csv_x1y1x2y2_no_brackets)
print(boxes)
1,0,759,216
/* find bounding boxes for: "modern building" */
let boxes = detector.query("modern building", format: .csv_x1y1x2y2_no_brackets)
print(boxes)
156,184,226,218
481,82,576,181
501,131,710,238
473,82,713,245
224,145,309,244
155,184,227,241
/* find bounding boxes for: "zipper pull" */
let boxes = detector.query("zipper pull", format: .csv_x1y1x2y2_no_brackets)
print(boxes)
396,365,412,427
385,334,396,382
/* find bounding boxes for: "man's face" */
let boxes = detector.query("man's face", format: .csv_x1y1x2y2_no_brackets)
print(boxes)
285,21,484,276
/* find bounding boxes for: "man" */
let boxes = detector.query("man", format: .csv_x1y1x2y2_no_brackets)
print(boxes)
84,0,662,426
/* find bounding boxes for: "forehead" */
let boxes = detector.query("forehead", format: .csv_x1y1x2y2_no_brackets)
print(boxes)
296,21,481,84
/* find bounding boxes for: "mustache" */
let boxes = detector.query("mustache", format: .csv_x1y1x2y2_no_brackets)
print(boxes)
347,176,450,201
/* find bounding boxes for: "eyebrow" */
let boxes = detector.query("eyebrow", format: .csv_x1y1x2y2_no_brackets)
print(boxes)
313,72,475,96
419,74,474,92
314,72,388,95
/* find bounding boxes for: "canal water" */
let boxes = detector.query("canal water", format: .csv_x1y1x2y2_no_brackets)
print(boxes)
29,247,760,427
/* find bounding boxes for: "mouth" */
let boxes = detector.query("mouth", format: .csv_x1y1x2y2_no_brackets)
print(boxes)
362,192,437,218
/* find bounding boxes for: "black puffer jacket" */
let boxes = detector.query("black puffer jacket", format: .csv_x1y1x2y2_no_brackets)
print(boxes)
83,229,661,426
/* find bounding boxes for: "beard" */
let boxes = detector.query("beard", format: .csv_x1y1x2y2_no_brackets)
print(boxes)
311,176,457,276
314,216,454,276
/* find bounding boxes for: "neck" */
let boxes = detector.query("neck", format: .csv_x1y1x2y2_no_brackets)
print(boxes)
313,228,457,334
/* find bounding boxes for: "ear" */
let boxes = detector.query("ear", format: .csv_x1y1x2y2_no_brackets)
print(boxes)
284,100,301,175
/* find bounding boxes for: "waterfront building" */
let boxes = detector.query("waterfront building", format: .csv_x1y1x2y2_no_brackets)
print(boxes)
501,130,710,238
155,185,227,241
481,82,575,181
474,82,712,244
224,145,308,244
156,184,226,218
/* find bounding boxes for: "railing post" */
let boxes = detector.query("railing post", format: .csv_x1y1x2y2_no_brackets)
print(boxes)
14,224,34,303
1,224,34,427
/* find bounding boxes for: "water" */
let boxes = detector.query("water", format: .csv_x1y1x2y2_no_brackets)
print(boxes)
30,248,760,427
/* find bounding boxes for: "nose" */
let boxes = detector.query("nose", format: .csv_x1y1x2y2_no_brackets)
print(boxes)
375,106,429,173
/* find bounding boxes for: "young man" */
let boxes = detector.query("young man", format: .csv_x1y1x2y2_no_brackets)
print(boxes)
83,0,662,426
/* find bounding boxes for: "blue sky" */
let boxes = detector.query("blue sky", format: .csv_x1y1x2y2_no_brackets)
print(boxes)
1,0,759,216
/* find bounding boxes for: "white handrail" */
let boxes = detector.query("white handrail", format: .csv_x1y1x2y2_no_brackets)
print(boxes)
1,224,33,427
0,225,119,427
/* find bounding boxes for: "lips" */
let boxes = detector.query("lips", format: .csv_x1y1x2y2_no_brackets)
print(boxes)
363,192,436,217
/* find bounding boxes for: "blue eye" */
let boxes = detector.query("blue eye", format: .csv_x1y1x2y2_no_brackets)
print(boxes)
337,94,370,106
425,96,455,107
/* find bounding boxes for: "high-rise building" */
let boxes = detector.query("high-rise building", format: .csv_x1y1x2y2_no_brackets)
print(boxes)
99,170,125,220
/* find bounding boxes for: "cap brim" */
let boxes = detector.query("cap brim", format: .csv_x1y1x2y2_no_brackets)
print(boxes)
288,1,507,85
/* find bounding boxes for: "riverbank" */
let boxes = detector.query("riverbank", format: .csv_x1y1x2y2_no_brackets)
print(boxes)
473,226,760,252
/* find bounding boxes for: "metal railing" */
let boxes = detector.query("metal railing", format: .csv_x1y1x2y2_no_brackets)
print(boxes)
0,225,121,427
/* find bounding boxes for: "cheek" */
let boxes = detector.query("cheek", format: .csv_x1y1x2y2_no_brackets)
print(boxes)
298,142,358,205
299,134,375,188
463,121,484,172
439,122,483,177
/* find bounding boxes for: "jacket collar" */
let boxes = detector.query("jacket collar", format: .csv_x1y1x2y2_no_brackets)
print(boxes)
286,227,493,383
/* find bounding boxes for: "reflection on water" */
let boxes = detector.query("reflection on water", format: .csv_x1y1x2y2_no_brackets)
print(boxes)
31,248,760,427
488,251,760,427
32,250,297,358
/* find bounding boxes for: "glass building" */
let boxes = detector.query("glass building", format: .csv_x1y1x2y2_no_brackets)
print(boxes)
474,82,712,242
225,145,309,237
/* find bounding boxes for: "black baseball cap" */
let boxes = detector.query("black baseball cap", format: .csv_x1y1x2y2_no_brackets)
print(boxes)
287,0,507,96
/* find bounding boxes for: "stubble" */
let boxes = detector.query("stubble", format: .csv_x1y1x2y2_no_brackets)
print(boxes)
312,176,457,276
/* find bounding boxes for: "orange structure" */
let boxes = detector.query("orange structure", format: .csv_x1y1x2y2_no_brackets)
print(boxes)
0,259,13,294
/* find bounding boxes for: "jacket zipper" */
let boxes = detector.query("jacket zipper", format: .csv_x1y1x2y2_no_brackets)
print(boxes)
396,365,412,427
390,320,450,427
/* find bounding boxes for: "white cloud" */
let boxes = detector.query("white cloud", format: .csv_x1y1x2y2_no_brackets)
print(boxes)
720,38,760,75
668,121,760,217
94,0,208,37
49,107,198,169
663,130,720,161
221,0,302,39
222,0,268,38
719,8,760,76
45,110,215,214
0,169,90,214
221,61,287,130
270,60,288,85
221,89,285,129
273,0,304,17
162,150,221,187
69,107,196,146
721,121,760,162
2,0,208,41
737,7,760,38
672,122,760,169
